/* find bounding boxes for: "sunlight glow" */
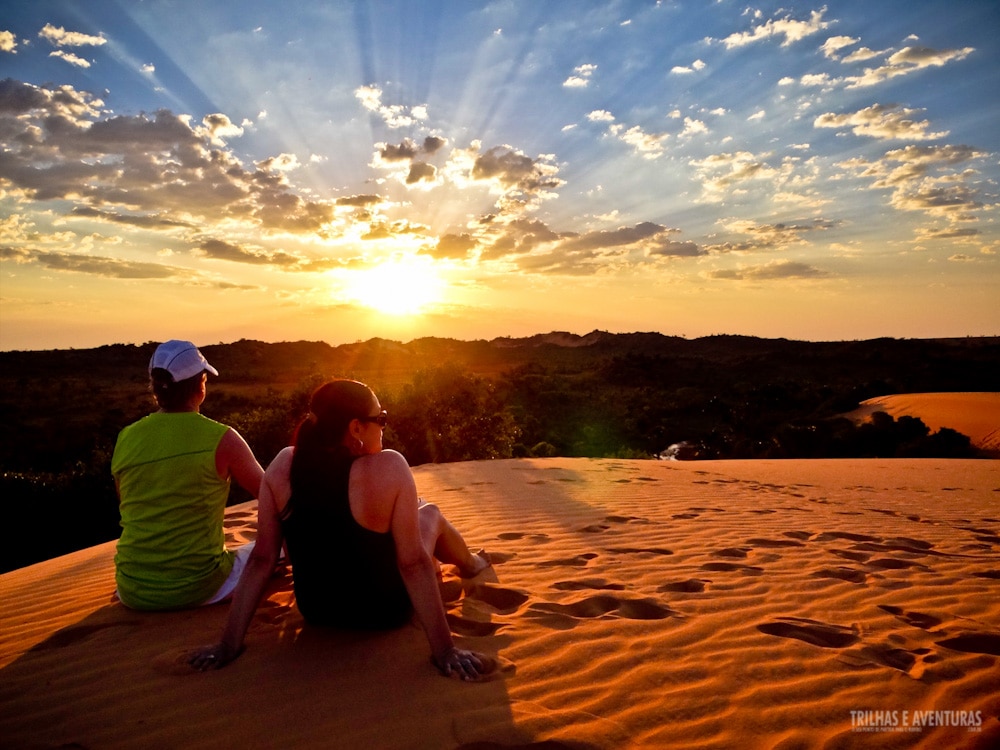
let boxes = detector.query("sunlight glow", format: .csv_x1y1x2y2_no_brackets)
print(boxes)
342,257,446,316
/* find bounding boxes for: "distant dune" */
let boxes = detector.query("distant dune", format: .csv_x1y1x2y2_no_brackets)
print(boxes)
847,393,1000,455
1,458,997,748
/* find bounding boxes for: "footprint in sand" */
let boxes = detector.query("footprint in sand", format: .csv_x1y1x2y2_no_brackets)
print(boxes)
757,617,860,649
537,553,598,568
715,547,750,559
878,604,943,631
746,538,805,549
812,567,867,584
700,562,764,575
606,546,673,557
552,579,626,592
658,579,709,593
497,532,549,543
815,531,882,543
468,583,530,614
935,632,1000,656
527,594,675,628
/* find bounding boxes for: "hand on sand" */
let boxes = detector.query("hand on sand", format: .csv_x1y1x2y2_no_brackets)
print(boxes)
188,642,241,671
433,647,487,681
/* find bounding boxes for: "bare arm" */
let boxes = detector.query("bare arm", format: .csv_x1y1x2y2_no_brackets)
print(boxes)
359,452,483,680
216,428,265,498
190,448,290,670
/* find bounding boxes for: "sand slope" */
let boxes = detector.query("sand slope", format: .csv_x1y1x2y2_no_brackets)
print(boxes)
1,458,998,749
848,393,1000,455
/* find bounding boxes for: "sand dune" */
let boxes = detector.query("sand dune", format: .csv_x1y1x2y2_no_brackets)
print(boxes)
1,458,998,749
848,393,1000,455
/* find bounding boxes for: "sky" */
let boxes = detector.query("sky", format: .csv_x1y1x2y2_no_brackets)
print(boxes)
1,0,998,351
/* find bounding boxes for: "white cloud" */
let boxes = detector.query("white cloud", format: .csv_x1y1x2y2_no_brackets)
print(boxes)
814,104,948,141
821,35,858,59
38,24,106,48
49,50,90,68
586,109,615,123
141,63,155,74
747,110,765,121
670,59,706,74
564,63,597,88
354,84,424,128
0,30,17,53
720,7,830,48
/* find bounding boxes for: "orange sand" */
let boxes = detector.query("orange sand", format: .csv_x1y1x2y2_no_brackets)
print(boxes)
1,458,998,749
848,393,1000,455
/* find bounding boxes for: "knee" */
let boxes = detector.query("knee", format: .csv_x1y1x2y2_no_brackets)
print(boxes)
418,502,442,527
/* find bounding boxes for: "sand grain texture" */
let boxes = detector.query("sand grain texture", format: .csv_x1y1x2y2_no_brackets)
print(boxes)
1,458,998,749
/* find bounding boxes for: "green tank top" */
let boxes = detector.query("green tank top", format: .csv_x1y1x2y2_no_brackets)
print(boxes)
112,412,234,610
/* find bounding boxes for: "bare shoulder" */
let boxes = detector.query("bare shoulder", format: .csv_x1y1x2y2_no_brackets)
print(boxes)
267,446,295,472
352,450,413,489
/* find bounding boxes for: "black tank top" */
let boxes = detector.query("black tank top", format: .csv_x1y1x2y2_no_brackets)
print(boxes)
281,452,411,629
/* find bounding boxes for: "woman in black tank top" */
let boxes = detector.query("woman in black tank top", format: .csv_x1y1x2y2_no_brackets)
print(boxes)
190,379,493,681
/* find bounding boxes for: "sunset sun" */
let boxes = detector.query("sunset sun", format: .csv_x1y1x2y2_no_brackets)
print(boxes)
344,257,445,316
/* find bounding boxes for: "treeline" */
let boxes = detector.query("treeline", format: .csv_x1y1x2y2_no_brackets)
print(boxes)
2,333,997,572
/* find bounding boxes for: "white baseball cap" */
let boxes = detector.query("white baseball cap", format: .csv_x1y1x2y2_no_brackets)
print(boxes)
149,340,219,382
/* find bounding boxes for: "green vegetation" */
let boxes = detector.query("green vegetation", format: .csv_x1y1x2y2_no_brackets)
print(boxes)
2,332,997,572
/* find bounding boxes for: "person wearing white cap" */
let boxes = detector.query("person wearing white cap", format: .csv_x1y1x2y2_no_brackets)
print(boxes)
111,340,265,610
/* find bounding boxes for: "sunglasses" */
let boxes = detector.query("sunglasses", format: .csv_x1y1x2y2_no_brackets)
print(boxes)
358,410,388,427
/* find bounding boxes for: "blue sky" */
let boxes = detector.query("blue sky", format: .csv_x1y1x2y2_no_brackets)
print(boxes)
1,0,998,349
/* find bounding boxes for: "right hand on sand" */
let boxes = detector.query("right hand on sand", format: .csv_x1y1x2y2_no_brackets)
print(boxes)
188,642,240,671
432,647,486,681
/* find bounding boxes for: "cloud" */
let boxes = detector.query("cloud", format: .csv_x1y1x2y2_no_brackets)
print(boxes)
38,24,106,48
354,84,424,128
563,63,597,88
720,7,830,48
49,50,91,68
257,153,300,172
471,146,563,196
703,218,837,255
821,35,858,59
671,59,706,74
838,144,988,222
0,78,336,236
70,206,194,229
200,112,243,144
709,260,830,280
1,30,17,53
195,238,302,266
747,109,765,122
406,161,437,185
690,151,781,196
376,136,448,164
814,104,948,141
609,124,670,159
335,194,383,208
844,45,975,89
0,246,194,279
586,109,615,123
425,232,478,259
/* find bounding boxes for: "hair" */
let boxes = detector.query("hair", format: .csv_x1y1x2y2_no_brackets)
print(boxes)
285,379,377,519
150,368,205,411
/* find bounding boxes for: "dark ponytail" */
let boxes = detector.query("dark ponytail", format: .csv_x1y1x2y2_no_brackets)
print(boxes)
285,380,376,518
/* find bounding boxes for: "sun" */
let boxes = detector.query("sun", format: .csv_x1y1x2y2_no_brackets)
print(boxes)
344,257,445,315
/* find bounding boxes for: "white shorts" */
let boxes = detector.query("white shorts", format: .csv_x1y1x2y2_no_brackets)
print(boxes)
202,542,256,605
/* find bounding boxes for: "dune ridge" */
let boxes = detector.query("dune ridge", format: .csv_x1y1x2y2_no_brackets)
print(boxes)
848,393,1000,455
1,457,998,749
